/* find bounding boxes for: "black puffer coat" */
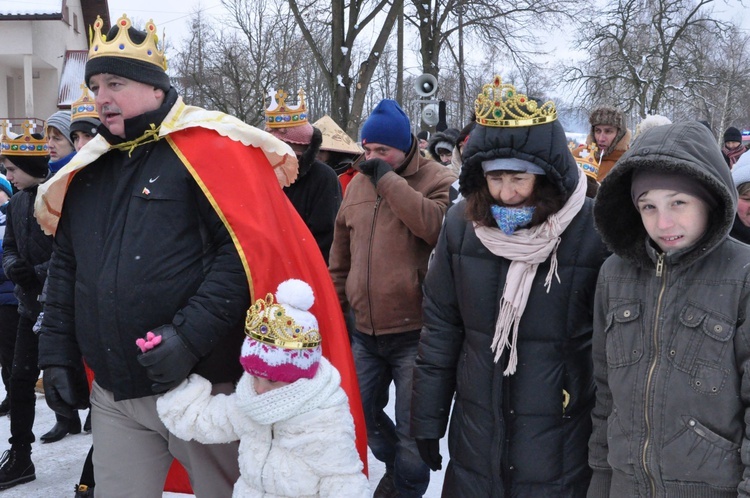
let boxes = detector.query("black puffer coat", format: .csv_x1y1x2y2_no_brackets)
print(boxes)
412,116,608,497
2,184,53,319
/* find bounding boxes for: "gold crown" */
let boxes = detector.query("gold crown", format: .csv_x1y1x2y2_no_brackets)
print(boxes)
245,293,321,349
570,142,600,179
71,84,99,123
88,14,167,71
475,75,556,127
0,120,49,157
265,88,309,129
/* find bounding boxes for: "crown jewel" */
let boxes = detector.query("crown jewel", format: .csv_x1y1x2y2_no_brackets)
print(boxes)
88,14,167,71
0,120,49,156
71,84,98,122
265,88,308,128
475,75,556,127
245,293,321,349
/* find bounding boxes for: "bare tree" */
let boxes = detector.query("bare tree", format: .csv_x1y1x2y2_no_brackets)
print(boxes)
564,0,728,119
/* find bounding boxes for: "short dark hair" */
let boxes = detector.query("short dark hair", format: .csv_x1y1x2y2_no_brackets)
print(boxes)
465,173,567,228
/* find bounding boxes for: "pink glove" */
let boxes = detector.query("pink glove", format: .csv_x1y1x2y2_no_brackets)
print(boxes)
136,331,163,353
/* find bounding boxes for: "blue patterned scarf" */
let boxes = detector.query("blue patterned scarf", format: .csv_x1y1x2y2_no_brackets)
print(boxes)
491,205,535,235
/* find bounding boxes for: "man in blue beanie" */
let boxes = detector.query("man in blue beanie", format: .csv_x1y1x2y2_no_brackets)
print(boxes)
329,99,456,497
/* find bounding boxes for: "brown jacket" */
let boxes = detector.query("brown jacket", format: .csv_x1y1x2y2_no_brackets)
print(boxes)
587,128,632,181
328,140,455,335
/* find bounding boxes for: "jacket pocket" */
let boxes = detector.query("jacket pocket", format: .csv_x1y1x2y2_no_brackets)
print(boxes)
605,302,643,368
661,415,742,488
668,303,733,394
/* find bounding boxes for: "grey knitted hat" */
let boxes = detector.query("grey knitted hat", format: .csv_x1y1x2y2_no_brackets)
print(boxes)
46,110,73,147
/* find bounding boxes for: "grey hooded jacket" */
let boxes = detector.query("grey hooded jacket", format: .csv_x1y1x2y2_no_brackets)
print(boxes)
589,121,750,497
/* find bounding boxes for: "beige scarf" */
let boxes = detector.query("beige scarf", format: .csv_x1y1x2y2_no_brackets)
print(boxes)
474,170,587,375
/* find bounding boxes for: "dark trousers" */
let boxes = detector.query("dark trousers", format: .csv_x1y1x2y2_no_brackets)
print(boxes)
0,305,19,396
9,315,39,447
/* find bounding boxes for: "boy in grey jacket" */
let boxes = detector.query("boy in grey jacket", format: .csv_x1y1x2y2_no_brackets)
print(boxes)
589,120,750,497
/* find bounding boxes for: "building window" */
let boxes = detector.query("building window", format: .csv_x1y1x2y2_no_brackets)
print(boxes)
62,6,69,25
73,13,79,32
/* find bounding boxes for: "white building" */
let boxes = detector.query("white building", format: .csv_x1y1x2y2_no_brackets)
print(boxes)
0,0,110,124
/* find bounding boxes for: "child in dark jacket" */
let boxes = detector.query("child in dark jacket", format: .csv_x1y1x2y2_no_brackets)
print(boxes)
589,121,750,497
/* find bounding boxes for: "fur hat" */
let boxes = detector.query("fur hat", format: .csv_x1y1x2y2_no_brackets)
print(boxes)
724,126,742,144
634,114,672,140
589,106,628,155
46,111,73,147
360,99,412,153
85,17,170,92
240,279,322,383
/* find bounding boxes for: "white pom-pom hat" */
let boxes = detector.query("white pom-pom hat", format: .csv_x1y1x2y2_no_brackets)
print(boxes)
240,279,322,383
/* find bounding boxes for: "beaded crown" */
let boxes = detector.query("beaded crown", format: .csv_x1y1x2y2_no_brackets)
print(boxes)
0,120,48,156
245,292,321,350
71,84,98,122
265,88,309,129
570,142,600,179
88,14,167,71
475,75,556,127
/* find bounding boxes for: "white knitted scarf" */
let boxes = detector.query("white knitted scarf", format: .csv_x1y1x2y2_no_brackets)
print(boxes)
474,171,587,375
235,358,347,425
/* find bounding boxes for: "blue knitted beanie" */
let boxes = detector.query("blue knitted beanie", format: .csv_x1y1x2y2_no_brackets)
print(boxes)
361,99,412,153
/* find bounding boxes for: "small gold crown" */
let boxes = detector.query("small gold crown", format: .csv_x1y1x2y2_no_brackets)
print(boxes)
88,14,167,71
265,88,308,129
71,84,98,123
570,142,600,179
245,293,321,349
475,75,556,127
0,120,49,157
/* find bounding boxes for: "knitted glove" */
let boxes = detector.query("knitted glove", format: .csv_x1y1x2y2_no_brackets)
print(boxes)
358,158,392,186
416,438,442,471
43,366,90,418
137,325,199,394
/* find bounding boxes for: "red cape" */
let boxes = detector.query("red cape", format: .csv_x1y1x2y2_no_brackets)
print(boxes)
166,129,367,472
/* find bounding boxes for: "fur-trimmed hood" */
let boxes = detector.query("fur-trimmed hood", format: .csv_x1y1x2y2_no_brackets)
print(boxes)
427,129,459,162
459,118,579,200
594,121,736,267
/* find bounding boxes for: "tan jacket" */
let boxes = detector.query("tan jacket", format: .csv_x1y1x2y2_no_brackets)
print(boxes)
328,140,455,335
587,128,632,181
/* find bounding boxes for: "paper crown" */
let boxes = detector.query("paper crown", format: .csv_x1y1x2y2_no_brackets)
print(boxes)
88,14,167,72
0,120,49,156
475,75,557,127
570,142,600,180
71,84,98,123
265,88,308,129
245,283,321,350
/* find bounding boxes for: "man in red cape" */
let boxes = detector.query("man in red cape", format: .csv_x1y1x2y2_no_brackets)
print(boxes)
35,14,365,497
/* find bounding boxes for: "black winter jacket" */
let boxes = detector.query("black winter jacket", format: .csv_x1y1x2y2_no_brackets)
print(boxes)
413,115,608,497
38,89,250,400
283,128,342,263
2,184,53,319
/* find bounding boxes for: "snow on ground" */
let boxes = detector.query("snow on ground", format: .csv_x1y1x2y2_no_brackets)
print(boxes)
0,382,446,497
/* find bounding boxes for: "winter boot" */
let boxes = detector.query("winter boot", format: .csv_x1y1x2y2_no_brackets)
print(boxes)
0,445,35,490
41,413,81,443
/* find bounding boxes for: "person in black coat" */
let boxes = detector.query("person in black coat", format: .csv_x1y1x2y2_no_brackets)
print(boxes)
411,76,608,497
266,93,342,264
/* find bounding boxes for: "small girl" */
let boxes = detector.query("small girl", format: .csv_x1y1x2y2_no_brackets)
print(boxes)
156,279,368,498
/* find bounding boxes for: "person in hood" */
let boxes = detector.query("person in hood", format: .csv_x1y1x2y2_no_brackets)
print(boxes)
266,91,342,264
589,121,750,496
411,76,607,497
427,128,459,169
730,152,750,244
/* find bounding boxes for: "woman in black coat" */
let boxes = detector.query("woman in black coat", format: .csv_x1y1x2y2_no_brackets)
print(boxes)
411,77,608,497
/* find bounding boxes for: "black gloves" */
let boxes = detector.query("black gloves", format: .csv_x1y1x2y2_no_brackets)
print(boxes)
358,158,392,186
43,366,90,419
416,438,443,471
137,324,199,394
7,261,37,288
